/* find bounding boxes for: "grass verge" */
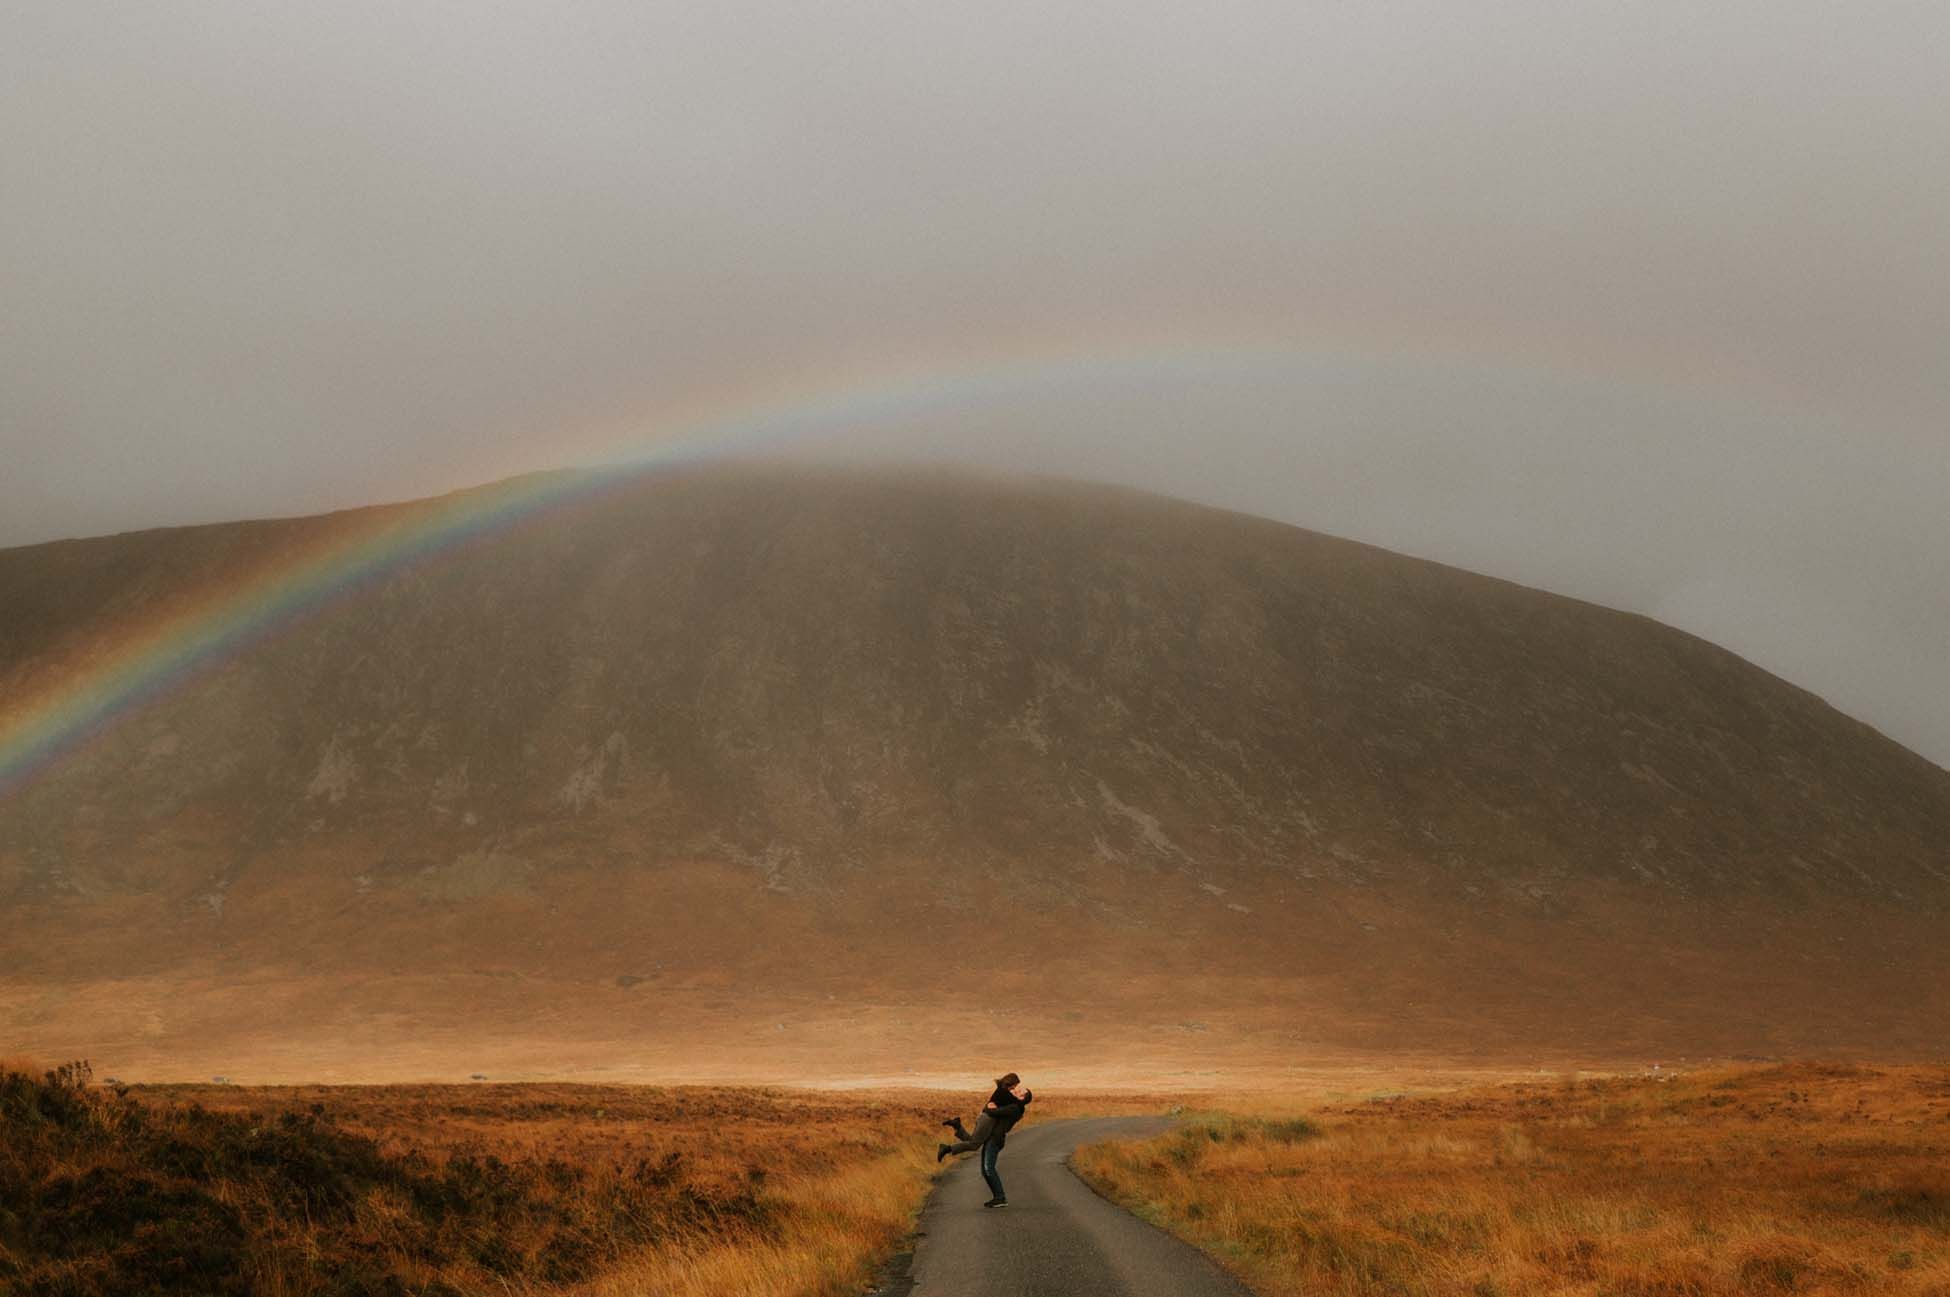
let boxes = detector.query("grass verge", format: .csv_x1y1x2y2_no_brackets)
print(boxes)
1072,1062,1950,1296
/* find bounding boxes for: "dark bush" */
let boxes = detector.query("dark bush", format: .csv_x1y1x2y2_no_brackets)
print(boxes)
0,1061,773,1296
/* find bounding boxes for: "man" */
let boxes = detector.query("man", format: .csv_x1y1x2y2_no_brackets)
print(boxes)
937,1071,1033,1207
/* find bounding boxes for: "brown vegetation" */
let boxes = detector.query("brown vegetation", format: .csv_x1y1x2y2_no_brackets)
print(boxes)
0,1059,961,1297
1073,1062,1950,1296
0,1057,1181,1296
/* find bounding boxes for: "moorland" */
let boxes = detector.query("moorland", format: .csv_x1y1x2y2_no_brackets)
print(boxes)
8,1058,1947,1296
1076,1062,1950,1296
0,1057,1182,1297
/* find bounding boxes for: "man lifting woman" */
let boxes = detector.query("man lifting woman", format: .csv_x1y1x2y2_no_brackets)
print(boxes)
937,1071,1033,1208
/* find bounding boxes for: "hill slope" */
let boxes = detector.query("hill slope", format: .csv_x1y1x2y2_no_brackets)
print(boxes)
3,464,1946,1079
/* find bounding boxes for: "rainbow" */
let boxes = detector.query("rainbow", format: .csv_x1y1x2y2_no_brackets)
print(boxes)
0,333,1792,798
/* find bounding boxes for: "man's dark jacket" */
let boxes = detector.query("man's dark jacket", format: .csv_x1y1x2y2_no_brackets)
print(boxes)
986,1088,1032,1147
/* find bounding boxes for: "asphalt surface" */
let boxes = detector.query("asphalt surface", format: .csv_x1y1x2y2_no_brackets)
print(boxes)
890,1116,1256,1297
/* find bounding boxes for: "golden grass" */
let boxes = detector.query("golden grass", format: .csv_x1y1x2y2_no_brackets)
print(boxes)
1073,1062,1950,1296
558,1144,938,1297
1,1063,959,1296
2,1060,1188,1296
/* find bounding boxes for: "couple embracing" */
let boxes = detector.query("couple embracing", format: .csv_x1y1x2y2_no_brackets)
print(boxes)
936,1071,1033,1208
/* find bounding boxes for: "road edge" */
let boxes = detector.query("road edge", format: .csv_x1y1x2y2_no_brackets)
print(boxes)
868,1115,1185,1297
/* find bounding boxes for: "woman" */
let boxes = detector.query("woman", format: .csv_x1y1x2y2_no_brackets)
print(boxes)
937,1071,1033,1208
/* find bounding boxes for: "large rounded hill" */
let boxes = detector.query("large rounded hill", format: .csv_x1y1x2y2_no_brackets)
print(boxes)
3,464,1945,1080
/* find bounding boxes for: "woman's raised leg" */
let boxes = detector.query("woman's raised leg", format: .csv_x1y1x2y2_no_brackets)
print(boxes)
943,1111,994,1154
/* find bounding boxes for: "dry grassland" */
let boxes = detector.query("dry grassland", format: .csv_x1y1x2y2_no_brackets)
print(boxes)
1073,1063,1950,1296
0,1062,935,1297
0,1058,1180,1297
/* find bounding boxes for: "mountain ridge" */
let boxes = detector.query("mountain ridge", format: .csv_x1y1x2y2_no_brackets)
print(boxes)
3,462,1946,1079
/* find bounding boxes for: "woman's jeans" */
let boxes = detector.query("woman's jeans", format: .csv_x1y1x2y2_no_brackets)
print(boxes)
944,1112,994,1154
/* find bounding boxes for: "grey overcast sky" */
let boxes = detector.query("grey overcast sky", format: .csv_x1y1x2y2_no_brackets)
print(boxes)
3,2,1947,766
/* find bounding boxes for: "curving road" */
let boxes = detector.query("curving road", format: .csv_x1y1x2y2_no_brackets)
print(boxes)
882,1116,1255,1297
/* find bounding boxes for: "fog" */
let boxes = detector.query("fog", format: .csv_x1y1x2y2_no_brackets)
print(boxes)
4,2,1946,764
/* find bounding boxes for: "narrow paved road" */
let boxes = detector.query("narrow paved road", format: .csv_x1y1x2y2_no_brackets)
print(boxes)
891,1116,1255,1297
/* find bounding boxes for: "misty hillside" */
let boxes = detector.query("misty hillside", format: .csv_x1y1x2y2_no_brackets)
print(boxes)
3,464,1947,1078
